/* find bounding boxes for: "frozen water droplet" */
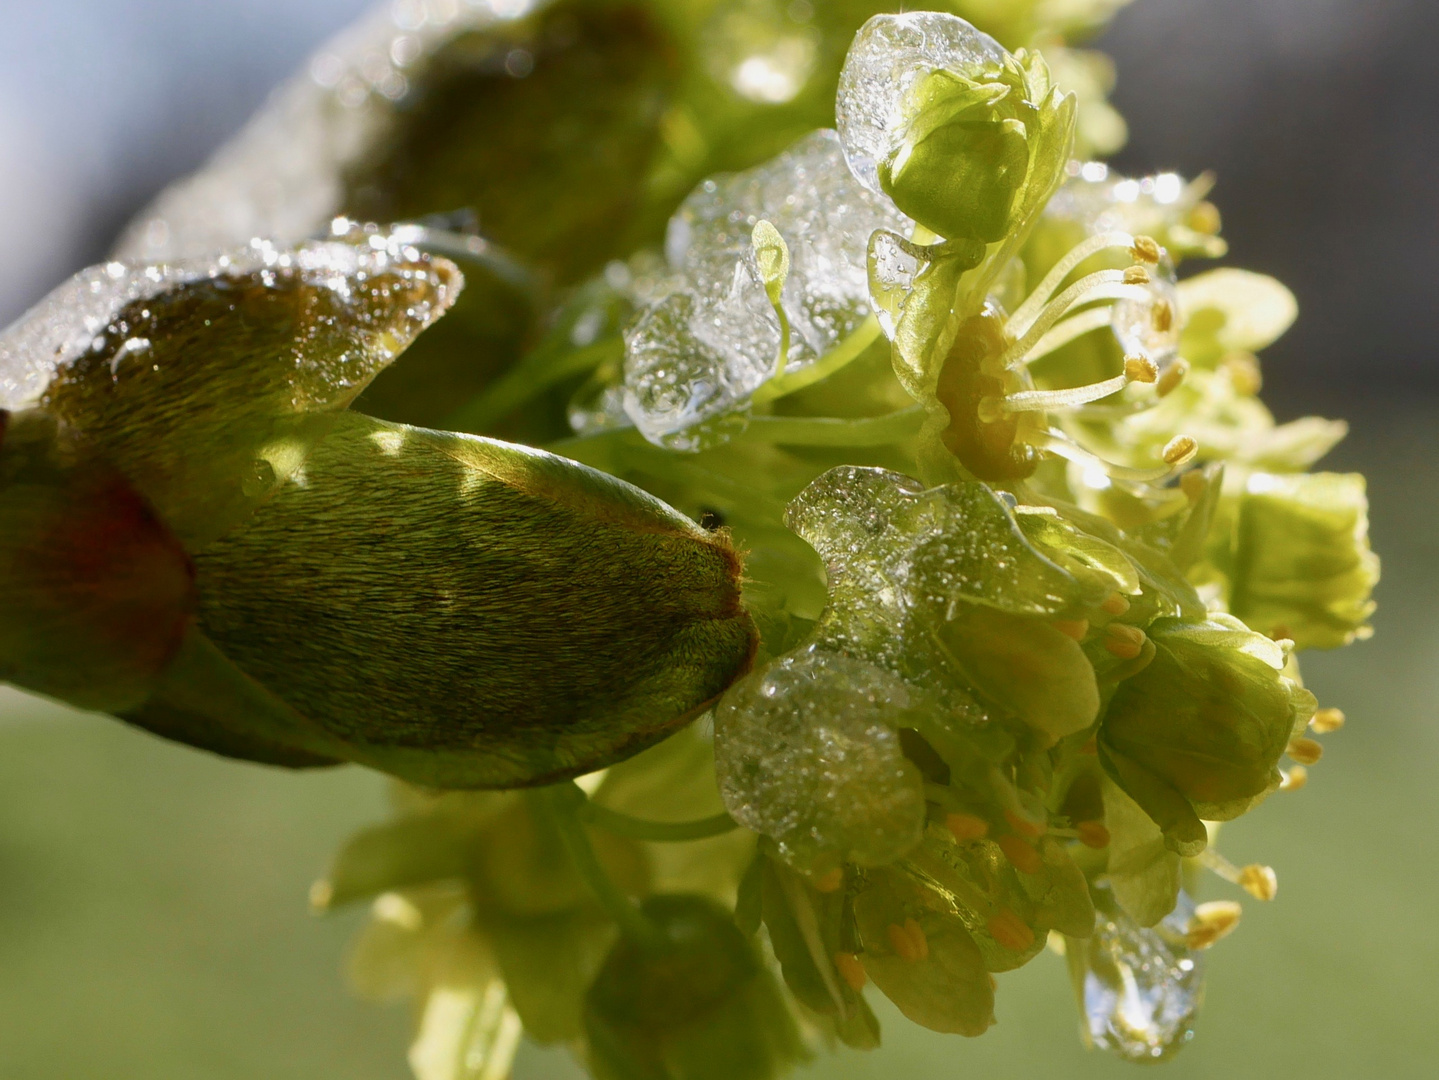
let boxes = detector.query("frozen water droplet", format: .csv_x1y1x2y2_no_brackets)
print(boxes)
714,648,926,873
622,130,909,449
242,457,278,497
835,12,1007,194
867,229,931,338
1111,255,1181,363
1080,888,1204,1063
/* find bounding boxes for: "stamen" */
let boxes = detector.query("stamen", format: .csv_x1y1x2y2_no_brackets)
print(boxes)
1104,623,1147,660
1075,821,1111,849
1180,470,1207,501
1188,201,1222,235
946,812,990,842
1162,435,1198,466
1222,351,1263,395
812,867,844,893
1287,737,1324,765
1198,849,1278,901
1156,358,1189,397
1122,265,1151,285
997,834,1043,875
1310,707,1346,733
1131,235,1162,264
1186,901,1242,949
1151,298,1175,334
1001,272,1153,370
1004,808,1048,838
834,952,868,991
1124,353,1159,383
1034,431,1174,483
1052,618,1089,641
1238,864,1279,902
987,909,1035,952
1008,230,1139,334
1000,374,1130,413
1027,305,1115,361
887,918,930,962
1101,593,1132,616
1280,765,1309,791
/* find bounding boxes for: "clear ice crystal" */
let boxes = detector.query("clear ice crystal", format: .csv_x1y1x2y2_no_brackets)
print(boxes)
622,130,909,450
1111,255,1181,364
835,12,1007,196
713,648,926,873
112,1,540,262
0,232,456,411
1080,888,1205,1063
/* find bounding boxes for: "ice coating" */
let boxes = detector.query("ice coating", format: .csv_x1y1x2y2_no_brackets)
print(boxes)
785,467,1083,666
1111,255,1181,364
113,0,542,262
622,130,910,450
1,232,458,411
1080,889,1204,1062
713,648,926,874
835,12,1007,195
9,231,459,548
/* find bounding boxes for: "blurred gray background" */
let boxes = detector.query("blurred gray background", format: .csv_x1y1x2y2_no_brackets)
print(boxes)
1,1,1435,1078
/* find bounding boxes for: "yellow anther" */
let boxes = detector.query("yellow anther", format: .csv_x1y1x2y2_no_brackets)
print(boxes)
1124,353,1159,383
987,908,1035,953
1156,358,1189,397
834,951,868,991
1280,765,1309,792
1151,298,1175,334
1104,622,1147,660
1269,624,1294,643
1004,808,1048,839
1076,820,1111,849
946,812,990,842
1052,618,1089,641
887,918,929,963
1311,707,1346,734
997,833,1044,875
1186,900,1242,949
1188,200,1222,236
1130,235,1162,264
1222,350,1263,395
1163,435,1198,466
1287,737,1324,766
1101,592,1131,616
1238,864,1278,902
812,867,843,893
1046,930,1067,957
1123,265,1151,285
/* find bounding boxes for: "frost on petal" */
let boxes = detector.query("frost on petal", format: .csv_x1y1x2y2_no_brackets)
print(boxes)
622,130,909,450
713,649,925,874
8,234,459,547
1076,887,1204,1063
113,2,546,262
835,12,1007,195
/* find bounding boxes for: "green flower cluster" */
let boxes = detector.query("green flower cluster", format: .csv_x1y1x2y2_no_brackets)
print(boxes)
1,1,1377,1078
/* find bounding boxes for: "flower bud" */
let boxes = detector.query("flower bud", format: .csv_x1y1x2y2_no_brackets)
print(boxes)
867,37,1073,244
1226,472,1378,648
584,895,803,1080
165,412,757,788
1100,615,1315,854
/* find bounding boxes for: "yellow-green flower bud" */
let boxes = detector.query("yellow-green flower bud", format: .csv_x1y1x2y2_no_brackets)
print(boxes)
870,40,1073,245
584,895,804,1080
1225,472,1378,649
1099,615,1316,854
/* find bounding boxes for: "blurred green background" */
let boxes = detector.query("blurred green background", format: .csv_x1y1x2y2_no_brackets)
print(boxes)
2,391,1434,1078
